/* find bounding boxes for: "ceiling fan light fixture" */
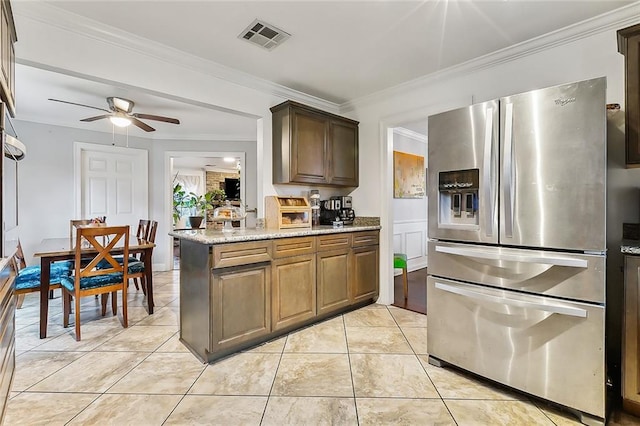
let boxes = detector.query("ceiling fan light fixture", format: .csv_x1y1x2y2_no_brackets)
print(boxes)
110,113,132,128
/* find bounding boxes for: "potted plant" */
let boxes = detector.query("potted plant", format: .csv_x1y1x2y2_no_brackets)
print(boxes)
173,183,189,225
184,192,216,228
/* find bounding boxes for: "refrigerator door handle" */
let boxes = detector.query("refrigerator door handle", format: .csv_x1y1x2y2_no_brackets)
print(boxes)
435,245,588,268
483,107,494,237
504,102,514,237
434,282,588,318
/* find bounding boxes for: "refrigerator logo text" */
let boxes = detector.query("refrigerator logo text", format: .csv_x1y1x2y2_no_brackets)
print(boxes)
554,97,576,107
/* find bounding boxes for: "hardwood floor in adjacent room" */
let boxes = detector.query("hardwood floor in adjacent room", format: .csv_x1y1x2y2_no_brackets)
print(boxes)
392,268,427,315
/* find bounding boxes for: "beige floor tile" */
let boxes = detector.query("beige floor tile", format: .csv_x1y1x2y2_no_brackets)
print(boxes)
155,332,190,353
4,392,98,425
262,396,357,425
344,307,397,327
356,398,455,425
16,320,69,350
108,352,205,394
388,306,428,327
248,335,287,353
67,394,182,425
445,400,554,425
271,353,353,397
95,325,177,351
30,351,147,393
165,395,267,425
401,327,428,354
34,324,125,352
535,402,583,425
419,357,522,400
346,326,412,354
12,351,86,391
350,353,439,398
190,352,281,395
135,306,179,326
285,317,347,353
608,410,640,425
152,293,179,307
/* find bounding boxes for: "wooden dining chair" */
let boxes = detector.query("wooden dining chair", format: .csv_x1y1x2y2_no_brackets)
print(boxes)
130,220,158,294
98,219,157,294
13,240,72,309
61,225,130,341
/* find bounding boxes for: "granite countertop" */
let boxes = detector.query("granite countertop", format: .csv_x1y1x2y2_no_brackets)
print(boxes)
169,224,381,244
621,240,640,255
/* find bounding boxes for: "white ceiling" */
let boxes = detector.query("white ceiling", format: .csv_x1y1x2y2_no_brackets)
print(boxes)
10,0,638,140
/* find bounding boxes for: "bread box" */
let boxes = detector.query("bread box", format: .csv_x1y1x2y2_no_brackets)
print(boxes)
265,196,312,230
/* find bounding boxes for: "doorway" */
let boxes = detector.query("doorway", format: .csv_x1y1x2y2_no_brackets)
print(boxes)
165,151,246,270
385,120,428,314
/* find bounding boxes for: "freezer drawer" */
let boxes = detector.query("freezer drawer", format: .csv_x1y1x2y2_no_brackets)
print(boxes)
428,240,605,303
427,277,605,419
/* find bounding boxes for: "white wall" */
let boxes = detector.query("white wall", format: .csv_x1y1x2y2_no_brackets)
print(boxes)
13,120,258,272
392,129,427,272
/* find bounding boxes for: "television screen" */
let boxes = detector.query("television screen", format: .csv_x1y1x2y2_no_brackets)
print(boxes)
224,178,240,200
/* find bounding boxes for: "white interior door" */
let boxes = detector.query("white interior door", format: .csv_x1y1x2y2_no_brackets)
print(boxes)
74,143,148,227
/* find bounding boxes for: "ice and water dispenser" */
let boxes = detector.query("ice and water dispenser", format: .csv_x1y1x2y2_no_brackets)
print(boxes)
438,169,479,227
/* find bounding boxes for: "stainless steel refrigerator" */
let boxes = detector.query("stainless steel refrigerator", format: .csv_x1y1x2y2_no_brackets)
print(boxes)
427,77,607,425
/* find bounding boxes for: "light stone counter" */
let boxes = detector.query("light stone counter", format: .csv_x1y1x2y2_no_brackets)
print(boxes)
169,224,381,245
622,241,640,255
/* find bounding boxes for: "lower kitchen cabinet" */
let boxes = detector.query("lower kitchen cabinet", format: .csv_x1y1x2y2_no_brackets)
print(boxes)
177,229,379,363
317,248,351,316
211,263,271,351
624,255,640,415
352,245,379,303
271,254,316,331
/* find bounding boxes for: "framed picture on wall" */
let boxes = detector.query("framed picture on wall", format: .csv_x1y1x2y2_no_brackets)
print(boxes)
393,151,425,198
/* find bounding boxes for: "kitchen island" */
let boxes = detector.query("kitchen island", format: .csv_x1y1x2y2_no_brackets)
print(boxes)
170,225,380,363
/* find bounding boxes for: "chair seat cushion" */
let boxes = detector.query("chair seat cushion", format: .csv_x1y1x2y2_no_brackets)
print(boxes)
128,261,144,274
393,253,408,269
96,256,139,270
15,263,72,291
60,272,124,292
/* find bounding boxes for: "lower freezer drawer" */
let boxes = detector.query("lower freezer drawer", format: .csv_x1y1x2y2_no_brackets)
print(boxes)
427,276,605,419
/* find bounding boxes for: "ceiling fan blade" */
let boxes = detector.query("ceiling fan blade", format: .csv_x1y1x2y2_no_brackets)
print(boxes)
130,117,155,132
48,98,110,113
132,113,180,125
80,114,111,122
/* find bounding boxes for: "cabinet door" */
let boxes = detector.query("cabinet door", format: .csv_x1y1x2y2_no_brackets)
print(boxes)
317,248,350,316
624,256,640,415
272,254,316,331
618,25,640,166
212,263,271,351
329,119,359,186
291,108,329,184
351,245,379,303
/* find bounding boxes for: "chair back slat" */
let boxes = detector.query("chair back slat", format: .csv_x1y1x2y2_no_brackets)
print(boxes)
74,225,130,294
12,239,26,271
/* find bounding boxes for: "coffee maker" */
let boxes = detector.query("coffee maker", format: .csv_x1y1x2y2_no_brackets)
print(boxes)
319,196,355,225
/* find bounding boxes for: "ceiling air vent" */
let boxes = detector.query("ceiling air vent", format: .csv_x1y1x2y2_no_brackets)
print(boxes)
239,19,290,51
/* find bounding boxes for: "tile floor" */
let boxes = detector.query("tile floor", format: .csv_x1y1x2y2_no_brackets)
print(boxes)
7,270,640,425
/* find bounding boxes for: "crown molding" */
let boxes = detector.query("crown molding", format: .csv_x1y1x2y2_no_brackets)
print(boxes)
340,2,640,113
393,127,427,143
13,117,257,142
13,2,340,114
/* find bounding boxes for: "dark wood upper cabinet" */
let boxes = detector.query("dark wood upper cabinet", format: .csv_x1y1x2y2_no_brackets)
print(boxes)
618,23,640,166
0,0,16,118
271,100,359,187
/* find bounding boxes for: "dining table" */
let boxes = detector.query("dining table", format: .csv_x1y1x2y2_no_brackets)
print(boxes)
33,236,156,339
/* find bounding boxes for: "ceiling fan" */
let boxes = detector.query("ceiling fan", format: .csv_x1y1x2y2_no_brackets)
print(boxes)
48,96,180,132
